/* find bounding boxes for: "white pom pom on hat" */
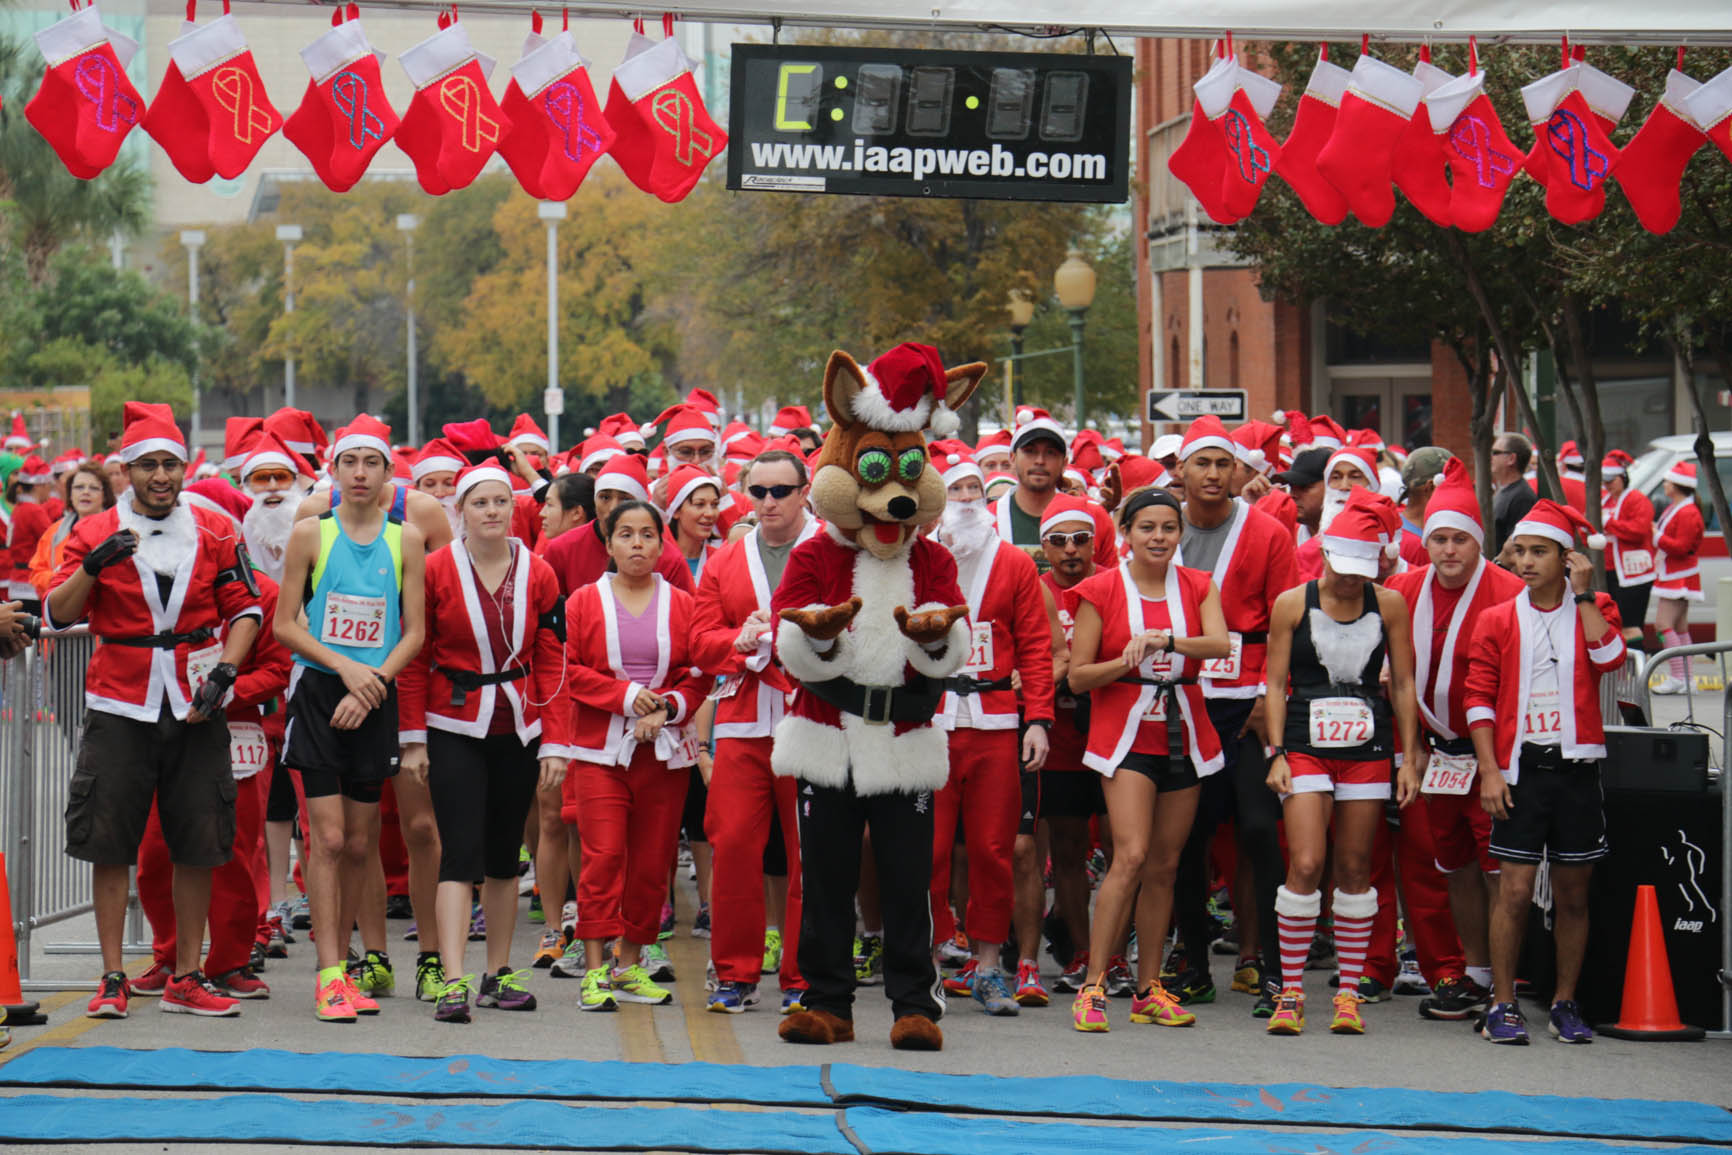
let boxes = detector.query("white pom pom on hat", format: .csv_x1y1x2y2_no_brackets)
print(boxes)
1586,533,1607,550
1272,409,1288,425
946,452,962,466
1383,541,1401,559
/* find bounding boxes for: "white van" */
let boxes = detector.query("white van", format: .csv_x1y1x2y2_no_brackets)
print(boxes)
1625,433,1732,627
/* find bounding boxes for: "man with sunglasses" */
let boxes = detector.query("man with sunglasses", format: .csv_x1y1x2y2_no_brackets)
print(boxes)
690,449,819,1013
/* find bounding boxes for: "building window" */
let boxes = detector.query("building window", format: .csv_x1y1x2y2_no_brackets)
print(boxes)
1170,337,1181,390
1229,331,1240,388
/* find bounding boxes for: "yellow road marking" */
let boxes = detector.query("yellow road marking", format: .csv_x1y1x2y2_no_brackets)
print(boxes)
667,869,744,1066
0,988,111,1066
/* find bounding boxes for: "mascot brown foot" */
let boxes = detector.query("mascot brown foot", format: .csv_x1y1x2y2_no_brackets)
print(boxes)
889,1014,943,1051
778,1009,855,1044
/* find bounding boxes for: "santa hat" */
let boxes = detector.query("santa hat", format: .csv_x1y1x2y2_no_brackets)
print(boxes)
1324,445,1381,493
442,418,500,458
1601,449,1632,478
595,453,651,503
1512,499,1607,551
119,402,187,464
642,404,718,450
1062,466,1091,493
1008,405,1068,454
666,464,721,513
3,413,30,451
412,438,466,482
851,342,965,438
767,405,814,436
1665,461,1698,489
241,432,311,482
726,429,766,464
975,429,1013,459
1558,440,1585,468
1273,408,1316,451
648,442,668,479
184,478,251,526
598,412,645,450
263,408,327,458
506,413,551,454
1101,437,1125,463
684,388,723,428
757,433,806,458
1040,493,1099,539
51,449,84,477
1178,414,1235,461
1387,445,1409,463
222,417,264,473
392,450,415,483
1149,433,1183,462
1116,454,1171,494
1421,457,1484,547
1306,415,1346,451
721,420,756,450
1070,429,1107,474
984,470,1017,498
453,463,514,504
1230,420,1284,474
330,414,393,461
575,434,624,474
16,455,52,485
1347,427,1385,453
1321,489,1404,578
930,439,982,489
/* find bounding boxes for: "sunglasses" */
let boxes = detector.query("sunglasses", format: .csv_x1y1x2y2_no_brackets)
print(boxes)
1042,531,1094,549
246,468,297,485
748,483,800,501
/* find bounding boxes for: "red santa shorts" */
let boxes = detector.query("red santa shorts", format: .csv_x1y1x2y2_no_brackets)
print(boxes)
1285,751,1391,802
1425,788,1498,875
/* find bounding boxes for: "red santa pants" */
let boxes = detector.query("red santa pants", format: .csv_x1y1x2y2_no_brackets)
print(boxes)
379,779,410,898
572,746,690,945
930,729,1020,947
138,771,267,976
706,736,803,987
1363,800,1464,986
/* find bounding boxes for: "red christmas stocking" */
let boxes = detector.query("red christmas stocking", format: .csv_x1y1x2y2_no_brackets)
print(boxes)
398,18,510,195
24,4,145,179
604,31,726,203
1216,66,1283,221
1163,54,1241,224
1428,73,1522,233
1522,63,1633,225
284,7,398,193
172,12,283,179
1275,54,1352,225
1315,55,1426,227
1616,70,1706,235
143,59,216,184
1388,56,1455,228
1685,66,1732,164
499,24,614,200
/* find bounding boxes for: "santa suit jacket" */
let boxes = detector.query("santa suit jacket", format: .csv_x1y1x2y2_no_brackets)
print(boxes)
227,573,293,776
689,520,821,741
1387,558,1525,742
398,540,574,757
1177,501,1299,700
7,498,51,600
934,539,1054,731
1464,590,1625,783
1040,571,1090,770
1602,487,1657,586
771,525,970,796
48,501,263,722
542,519,696,599
563,573,702,768
1654,498,1705,599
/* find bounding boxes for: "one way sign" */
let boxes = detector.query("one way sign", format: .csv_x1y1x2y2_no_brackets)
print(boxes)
1146,389,1247,423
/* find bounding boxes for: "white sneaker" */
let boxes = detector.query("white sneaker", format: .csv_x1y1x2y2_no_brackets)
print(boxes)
550,941,587,979
1652,675,1689,696
1393,953,1430,996
561,901,578,934
518,865,537,896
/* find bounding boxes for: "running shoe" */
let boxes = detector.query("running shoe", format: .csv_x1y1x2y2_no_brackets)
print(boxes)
1231,958,1263,996
1130,981,1196,1027
315,974,357,1023
1266,991,1305,1035
1330,989,1365,1034
1253,976,1280,1019
435,976,472,1023
937,931,971,968
1547,999,1594,1044
527,891,545,924
1651,675,1688,696
212,966,270,1000
611,962,674,1005
348,950,395,998
415,953,446,1002
1354,976,1390,1004
1306,930,1336,970
942,958,978,995
1393,950,1430,996
385,894,414,920
533,930,564,969
264,915,290,959
250,941,269,974
1158,945,1188,986
854,934,885,985
561,900,578,935
1418,976,1491,1022
1104,954,1136,998
1170,966,1218,1005
1482,1001,1529,1044
642,942,676,983
1211,933,1240,957
87,970,129,1018
780,986,807,1015
161,970,241,1017
658,900,676,941
519,844,533,874
130,960,171,996
708,981,753,1014
692,903,712,939
271,900,297,944
290,894,311,930
550,941,586,979
1053,951,1090,994
1014,960,1050,1007
402,922,418,942
520,865,537,896
343,973,380,1016
468,903,486,941
762,929,783,974
1072,982,1110,1033
972,966,1019,1016
705,959,719,992
580,967,617,1012
478,967,537,1011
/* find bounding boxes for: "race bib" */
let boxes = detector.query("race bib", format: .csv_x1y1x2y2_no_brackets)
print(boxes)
1140,688,1169,722
1524,688,1563,739
1421,750,1476,795
964,622,995,674
229,721,269,779
186,643,221,692
322,592,387,648
1619,548,1653,578
1199,631,1242,681
1308,696,1374,748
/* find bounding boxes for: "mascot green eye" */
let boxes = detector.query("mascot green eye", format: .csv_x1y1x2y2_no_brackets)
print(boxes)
857,448,892,485
897,447,927,482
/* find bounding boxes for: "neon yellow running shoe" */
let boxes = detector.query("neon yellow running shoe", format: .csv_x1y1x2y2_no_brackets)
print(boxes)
610,962,673,1005
1129,980,1197,1027
579,966,617,1012
1330,989,1365,1034
762,929,783,974
1266,991,1305,1036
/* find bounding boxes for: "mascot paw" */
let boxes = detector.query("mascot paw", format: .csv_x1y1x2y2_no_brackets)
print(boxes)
778,1009,855,1044
894,604,968,647
780,597,863,644
889,1014,943,1051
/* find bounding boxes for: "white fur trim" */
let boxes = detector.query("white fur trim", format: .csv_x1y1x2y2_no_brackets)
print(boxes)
454,465,512,503
120,436,186,464
904,602,968,679
669,472,720,514
594,474,649,502
1192,53,1238,118
1467,705,1497,725
1179,435,1234,461
400,22,477,89
1522,66,1577,125
1306,605,1384,684
300,18,372,83
941,460,984,488
844,716,950,795
770,714,850,789
1664,467,1698,488
776,613,849,684
1011,417,1069,453
850,372,932,434
1683,66,1732,133
613,35,692,102
241,450,296,479
1585,533,1607,550
1422,509,1483,547
513,28,584,98
1040,506,1094,537
1236,64,1283,118
331,432,391,462
929,405,960,438
1509,519,1574,550
169,13,248,80
35,6,107,68
1333,887,1379,919
1302,57,1352,107
1347,53,1424,118
1423,68,1485,132
662,426,717,449
1276,885,1322,918
412,454,463,481
1412,58,1454,98
1577,61,1635,123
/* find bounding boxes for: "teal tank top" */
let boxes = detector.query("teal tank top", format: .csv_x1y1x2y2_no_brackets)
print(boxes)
298,508,405,673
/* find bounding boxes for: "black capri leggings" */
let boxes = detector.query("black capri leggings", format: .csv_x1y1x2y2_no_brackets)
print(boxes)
427,730,541,884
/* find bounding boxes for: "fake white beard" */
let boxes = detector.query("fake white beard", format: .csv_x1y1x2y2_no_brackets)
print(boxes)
938,499,998,561
1307,606,1384,685
439,495,462,540
1319,486,1351,534
242,494,302,582
117,496,197,577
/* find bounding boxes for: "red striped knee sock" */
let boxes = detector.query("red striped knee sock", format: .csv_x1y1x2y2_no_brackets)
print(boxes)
1332,888,1378,991
1275,885,1321,993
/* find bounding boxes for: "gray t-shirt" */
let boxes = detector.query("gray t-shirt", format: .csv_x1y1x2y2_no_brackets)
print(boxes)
757,535,797,593
1181,512,1234,575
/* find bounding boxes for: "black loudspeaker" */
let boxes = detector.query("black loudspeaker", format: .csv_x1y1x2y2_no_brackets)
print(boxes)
1602,727,1711,793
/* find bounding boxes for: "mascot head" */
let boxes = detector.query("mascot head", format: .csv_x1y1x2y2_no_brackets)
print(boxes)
810,343,987,561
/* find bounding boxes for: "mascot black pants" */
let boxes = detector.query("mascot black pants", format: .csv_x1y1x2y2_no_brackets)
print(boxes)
795,780,943,1022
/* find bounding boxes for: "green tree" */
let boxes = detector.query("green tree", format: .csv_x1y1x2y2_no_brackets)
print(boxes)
1012,229,1141,427
33,248,199,372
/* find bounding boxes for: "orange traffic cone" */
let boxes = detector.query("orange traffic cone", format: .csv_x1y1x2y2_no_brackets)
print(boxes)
0,852,46,1025
1598,884,1705,1041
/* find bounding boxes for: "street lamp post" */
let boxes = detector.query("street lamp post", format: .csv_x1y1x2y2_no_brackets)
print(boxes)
538,201,567,451
1053,250,1096,429
180,230,205,445
397,214,419,445
1006,289,1034,409
276,225,302,410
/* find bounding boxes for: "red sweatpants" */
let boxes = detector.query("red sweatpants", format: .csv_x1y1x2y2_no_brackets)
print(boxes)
138,771,266,976
379,779,410,898
572,747,690,946
930,729,1019,947
705,737,803,987
1365,801,1464,986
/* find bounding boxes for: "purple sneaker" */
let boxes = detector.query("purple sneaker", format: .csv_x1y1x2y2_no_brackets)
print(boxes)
477,967,537,1011
468,904,486,942
434,976,472,1024
1482,1001,1530,1045
1547,999,1593,1043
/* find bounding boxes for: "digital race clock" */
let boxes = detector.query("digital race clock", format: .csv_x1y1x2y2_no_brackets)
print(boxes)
727,43,1131,203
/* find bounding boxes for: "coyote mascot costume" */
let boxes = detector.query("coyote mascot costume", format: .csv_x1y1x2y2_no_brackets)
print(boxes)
772,342,985,1051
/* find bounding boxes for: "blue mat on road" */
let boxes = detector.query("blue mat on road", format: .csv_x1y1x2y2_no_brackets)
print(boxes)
824,1064,1732,1146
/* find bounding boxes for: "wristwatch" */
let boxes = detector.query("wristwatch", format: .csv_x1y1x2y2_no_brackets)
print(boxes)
1269,745,1287,758
1573,592,1596,604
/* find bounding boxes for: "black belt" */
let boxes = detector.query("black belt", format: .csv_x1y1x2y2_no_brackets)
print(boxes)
1123,676,1195,759
1519,743,1598,772
1427,734,1475,757
801,675,944,726
1237,631,1269,645
942,675,1013,695
106,627,215,649
437,665,529,691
